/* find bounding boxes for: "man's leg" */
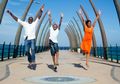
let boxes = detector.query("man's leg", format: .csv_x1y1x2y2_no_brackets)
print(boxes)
54,43,59,65
52,56,56,65
50,45,56,65
31,39,36,70
50,43,57,72
25,40,31,63
55,51,59,65
31,39,36,63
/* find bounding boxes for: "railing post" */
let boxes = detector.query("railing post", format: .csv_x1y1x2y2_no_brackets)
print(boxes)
8,42,11,59
99,46,101,58
41,46,43,52
100,46,101,58
20,44,22,57
13,45,15,58
35,46,37,53
96,47,98,57
38,46,40,52
104,46,108,60
101,46,103,59
110,45,113,62
116,44,119,63
23,45,25,56
94,47,97,57
38,46,40,53
1,42,5,61
100,46,102,58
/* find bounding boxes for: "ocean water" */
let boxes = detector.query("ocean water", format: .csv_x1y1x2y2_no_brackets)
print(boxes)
0,44,24,59
0,44,120,61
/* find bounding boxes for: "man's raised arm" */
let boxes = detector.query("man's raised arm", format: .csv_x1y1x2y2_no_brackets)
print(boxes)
6,10,18,22
37,4,45,20
48,10,52,25
59,13,63,29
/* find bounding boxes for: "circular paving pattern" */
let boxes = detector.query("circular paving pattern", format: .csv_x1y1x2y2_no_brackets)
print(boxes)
24,76,96,84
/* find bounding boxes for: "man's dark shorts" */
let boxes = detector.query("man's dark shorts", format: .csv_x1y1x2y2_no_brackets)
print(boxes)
49,39,59,56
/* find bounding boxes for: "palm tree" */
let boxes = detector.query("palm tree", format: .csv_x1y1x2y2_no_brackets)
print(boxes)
0,0,8,24
89,0,108,59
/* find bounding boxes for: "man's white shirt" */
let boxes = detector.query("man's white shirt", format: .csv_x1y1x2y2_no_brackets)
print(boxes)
49,25,59,43
18,18,40,40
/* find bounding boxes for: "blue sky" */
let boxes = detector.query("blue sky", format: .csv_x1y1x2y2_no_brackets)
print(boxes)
0,0,120,46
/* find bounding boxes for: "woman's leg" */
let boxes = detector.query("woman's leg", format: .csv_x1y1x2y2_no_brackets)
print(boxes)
86,53,90,67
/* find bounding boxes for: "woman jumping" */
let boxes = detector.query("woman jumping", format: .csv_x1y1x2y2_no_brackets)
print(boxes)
80,9,101,67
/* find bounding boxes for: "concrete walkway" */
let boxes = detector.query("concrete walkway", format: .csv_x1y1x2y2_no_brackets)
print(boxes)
0,50,120,84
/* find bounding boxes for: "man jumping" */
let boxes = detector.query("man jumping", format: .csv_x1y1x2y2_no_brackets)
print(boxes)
48,10,63,72
7,5,44,70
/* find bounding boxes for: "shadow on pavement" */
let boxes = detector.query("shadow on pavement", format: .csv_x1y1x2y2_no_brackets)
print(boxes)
81,59,120,67
47,64,57,72
20,63,43,65
72,63,87,70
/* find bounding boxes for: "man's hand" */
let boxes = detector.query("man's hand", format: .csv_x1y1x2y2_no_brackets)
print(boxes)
37,4,45,19
6,10,11,14
79,9,82,15
98,10,101,16
48,10,51,16
48,10,52,25
41,4,44,11
97,10,101,17
6,9,18,21
60,13,64,18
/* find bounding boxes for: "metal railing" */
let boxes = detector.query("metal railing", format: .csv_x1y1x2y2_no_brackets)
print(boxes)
0,42,49,61
1,42,119,63
91,45,120,63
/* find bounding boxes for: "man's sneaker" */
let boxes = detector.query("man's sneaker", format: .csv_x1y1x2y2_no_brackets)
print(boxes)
56,64,59,66
31,64,37,70
54,65,57,72
27,64,32,70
